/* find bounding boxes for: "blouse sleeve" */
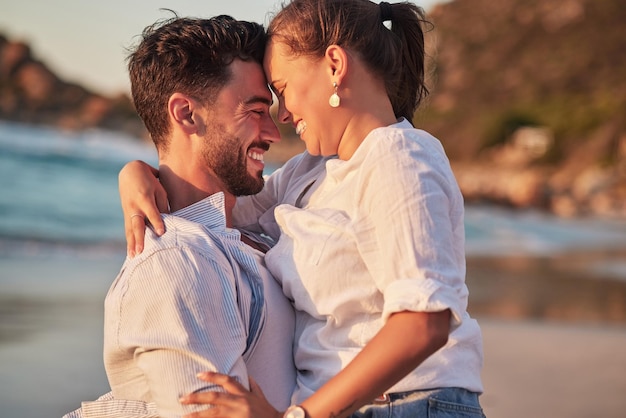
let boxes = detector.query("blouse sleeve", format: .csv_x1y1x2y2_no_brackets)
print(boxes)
355,130,468,328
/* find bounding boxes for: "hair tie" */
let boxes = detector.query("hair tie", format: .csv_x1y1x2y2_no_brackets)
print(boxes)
379,1,393,22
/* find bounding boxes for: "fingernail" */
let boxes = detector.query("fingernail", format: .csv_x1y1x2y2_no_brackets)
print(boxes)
156,228,165,235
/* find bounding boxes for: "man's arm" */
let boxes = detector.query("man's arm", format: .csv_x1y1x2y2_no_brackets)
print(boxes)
106,245,250,417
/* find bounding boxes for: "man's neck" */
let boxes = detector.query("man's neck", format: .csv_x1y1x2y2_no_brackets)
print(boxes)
158,163,237,227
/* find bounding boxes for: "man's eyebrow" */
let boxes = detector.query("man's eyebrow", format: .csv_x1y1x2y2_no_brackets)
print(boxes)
244,95,272,107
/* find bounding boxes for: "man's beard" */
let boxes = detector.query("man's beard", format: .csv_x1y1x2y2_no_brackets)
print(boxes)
201,126,266,197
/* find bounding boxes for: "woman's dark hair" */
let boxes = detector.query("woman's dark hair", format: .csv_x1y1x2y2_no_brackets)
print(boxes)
127,14,266,149
268,0,430,121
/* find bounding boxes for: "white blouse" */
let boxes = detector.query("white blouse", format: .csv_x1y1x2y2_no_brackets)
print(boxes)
264,119,484,402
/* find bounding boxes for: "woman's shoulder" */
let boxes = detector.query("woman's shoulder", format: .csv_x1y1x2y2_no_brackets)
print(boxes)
280,150,331,174
363,122,446,166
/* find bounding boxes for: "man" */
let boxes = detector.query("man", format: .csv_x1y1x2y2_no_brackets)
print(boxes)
63,15,296,418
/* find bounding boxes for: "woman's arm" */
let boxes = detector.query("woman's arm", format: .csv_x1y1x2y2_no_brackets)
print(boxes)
119,160,169,257
181,309,450,418
298,309,450,417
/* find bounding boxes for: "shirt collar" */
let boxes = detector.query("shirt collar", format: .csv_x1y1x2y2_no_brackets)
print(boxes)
171,192,228,230
394,117,412,128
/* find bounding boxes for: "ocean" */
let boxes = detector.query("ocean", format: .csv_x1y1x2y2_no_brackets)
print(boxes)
1,120,625,417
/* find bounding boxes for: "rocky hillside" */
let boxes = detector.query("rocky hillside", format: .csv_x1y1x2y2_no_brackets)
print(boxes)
418,0,625,217
0,34,145,138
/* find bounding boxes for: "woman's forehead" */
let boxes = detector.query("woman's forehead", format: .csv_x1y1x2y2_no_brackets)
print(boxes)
263,41,292,76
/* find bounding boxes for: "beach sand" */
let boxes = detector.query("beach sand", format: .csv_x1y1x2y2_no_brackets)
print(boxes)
467,249,626,417
479,318,626,418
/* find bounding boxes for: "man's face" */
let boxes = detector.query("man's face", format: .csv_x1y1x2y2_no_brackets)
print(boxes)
200,60,280,196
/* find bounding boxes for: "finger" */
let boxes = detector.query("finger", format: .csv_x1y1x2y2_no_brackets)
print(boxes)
124,214,137,258
183,405,241,418
182,405,219,418
196,372,248,394
144,199,165,236
180,390,223,405
130,213,147,256
180,390,246,409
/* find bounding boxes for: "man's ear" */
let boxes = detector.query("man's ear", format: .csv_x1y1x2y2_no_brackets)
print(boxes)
325,44,348,85
168,93,198,135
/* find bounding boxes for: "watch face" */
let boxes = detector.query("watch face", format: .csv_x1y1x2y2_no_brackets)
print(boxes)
284,405,306,418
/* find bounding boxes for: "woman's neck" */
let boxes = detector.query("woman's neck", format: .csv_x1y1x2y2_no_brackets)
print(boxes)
337,103,397,160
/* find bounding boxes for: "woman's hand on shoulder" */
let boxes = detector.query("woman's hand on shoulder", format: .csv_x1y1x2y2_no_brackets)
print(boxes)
119,160,169,257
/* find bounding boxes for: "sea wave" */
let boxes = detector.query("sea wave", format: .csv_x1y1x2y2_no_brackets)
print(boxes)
464,205,626,256
0,120,156,164
0,121,156,247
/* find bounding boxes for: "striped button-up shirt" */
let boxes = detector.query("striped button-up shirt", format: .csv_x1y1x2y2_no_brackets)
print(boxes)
64,192,297,418
67,192,293,418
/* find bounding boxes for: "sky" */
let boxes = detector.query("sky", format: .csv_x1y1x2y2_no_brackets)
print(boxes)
0,0,443,96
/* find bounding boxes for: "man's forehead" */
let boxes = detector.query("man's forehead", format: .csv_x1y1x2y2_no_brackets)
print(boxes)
228,60,271,98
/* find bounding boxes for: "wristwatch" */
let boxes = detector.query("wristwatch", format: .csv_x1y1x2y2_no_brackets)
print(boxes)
283,405,307,418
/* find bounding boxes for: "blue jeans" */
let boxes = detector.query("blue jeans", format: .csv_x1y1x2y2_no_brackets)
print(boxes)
351,387,485,418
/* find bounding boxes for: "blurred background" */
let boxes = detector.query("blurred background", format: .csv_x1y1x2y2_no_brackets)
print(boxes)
1,1,625,417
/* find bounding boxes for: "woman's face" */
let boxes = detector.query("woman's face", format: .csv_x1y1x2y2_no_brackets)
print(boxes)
263,40,340,156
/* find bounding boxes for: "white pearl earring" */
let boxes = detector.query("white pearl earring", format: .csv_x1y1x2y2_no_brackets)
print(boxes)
329,82,340,108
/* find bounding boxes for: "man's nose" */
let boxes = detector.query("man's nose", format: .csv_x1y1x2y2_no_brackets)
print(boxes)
261,114,281,143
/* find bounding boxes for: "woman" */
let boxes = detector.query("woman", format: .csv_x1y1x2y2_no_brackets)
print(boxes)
121,1,485,417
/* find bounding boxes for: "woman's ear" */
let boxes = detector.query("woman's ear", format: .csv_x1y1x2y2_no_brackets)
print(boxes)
325,44,348,84
168,93,198,135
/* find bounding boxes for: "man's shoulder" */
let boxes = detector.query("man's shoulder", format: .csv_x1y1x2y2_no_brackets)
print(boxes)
144,214,223,250
118,214,234,279
110,217,237,300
